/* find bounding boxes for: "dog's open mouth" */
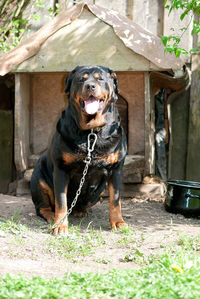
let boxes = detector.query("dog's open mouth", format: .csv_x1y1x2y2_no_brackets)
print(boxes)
80,96,105,115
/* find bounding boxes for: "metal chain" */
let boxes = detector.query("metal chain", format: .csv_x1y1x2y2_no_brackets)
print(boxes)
52,129,97,229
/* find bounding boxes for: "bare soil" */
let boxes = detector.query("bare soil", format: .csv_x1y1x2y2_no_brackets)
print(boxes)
0,194,199,278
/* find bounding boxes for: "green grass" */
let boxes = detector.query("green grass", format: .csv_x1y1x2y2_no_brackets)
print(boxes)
121,248,144,264
116,226,145,249
96,257,112,264
0,214,199,297
0,215,29,235
0,234,199,298
45,225,105,259
0,250,199,298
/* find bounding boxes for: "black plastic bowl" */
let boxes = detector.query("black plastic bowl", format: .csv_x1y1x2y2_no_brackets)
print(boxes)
164,180,200,216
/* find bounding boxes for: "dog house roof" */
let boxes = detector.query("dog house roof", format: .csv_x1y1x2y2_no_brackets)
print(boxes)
0,2,183,76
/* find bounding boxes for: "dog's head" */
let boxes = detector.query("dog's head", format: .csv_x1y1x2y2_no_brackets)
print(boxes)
65,66,119,130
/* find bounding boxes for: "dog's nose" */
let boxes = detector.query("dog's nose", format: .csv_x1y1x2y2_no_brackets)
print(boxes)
86,83,96,91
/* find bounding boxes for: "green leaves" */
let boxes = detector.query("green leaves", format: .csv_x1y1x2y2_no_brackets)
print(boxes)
161,35,188,57
0,0,56,53
162,0,200,57
165,0,200,12
192,20,200,34
161,35,169,47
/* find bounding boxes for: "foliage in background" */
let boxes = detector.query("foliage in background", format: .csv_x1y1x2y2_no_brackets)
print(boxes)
161,0,200,57
0,0,61,53
0,0,29,52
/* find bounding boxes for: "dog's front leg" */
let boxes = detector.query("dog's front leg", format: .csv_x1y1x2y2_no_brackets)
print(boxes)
52,167,69,235
108,162,127,230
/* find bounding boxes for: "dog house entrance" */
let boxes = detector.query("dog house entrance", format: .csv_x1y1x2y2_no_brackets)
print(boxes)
117,94,128,144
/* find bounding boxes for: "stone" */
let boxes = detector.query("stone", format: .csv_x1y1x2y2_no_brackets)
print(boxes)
122,155,145,183
16,179,30,196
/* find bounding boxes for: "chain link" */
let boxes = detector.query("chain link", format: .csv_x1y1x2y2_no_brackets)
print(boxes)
52,129,97,229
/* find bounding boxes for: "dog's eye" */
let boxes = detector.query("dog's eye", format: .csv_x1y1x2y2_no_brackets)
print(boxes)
79,74,89,82
79,78,86,83
82,74,89,80
96,76,103,81
94,73,103,81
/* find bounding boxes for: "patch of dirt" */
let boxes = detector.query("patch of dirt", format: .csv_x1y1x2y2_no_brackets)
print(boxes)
0,194,199,278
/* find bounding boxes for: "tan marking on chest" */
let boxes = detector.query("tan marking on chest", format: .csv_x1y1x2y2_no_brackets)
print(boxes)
98,152,119,164
63,151,118,166
62,152,85,165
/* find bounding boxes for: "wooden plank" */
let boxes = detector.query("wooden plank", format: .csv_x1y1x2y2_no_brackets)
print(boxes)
131,0,164,35
0,110,13,193
168,89,190,180
15,73,31,173
117,72,145,155
186,55,200,181
145,72,155,175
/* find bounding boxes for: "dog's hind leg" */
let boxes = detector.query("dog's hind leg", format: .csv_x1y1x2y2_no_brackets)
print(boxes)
31,176,55,223
38,180,55,223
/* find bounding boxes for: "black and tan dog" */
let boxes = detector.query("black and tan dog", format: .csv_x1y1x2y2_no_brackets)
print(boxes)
30,66,127,234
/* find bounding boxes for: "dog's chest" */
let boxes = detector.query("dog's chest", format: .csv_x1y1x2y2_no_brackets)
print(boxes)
62,150,119,169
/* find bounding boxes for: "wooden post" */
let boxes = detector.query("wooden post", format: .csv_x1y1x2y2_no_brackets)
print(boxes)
15,73,31,173
144,72,155,175
186,54,200,181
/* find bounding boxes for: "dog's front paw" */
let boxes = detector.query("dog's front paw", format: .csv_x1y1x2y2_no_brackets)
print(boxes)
110,220,127,230
51,223,68,235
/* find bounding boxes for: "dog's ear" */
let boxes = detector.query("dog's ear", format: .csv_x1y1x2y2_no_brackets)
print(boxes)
108,69,120,95
64,66,82,93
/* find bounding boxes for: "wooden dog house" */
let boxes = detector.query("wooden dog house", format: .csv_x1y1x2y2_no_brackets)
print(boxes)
0,2,187,196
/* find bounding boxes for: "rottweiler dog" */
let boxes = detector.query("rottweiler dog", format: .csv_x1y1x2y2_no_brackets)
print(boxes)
30,66,127,234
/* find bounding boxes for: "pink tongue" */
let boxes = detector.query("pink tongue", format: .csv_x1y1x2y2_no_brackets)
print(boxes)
84,98,99,115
